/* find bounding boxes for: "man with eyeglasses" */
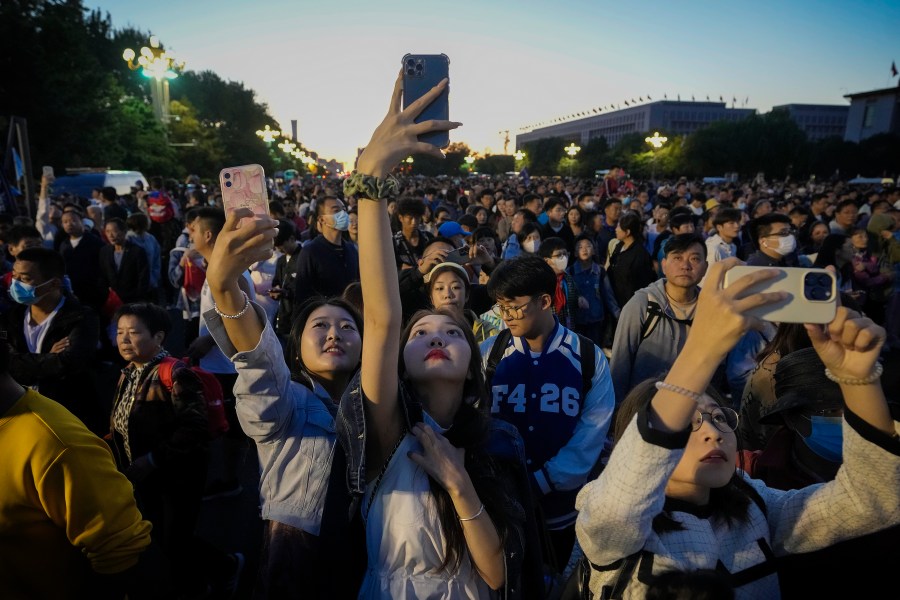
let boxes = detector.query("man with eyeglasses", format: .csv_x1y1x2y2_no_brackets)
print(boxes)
745,213,801,267
481,255,615,573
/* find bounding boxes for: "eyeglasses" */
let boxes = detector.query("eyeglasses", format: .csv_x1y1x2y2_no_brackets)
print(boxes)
692,407,739,434
491,298,535,320
765,228,797,238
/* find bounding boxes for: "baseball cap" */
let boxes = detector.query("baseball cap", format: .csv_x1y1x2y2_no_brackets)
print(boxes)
438,221,472,238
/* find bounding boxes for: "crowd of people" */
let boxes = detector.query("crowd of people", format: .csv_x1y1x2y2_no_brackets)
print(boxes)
2,72,900,600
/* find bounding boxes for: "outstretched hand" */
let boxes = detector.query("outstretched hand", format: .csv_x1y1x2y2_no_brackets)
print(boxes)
205,207,277,293
805,307,884,380
687,258,787,361
356,73,462,179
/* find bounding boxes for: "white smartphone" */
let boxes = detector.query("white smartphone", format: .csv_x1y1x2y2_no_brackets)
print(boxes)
42,165,54,179
723,265,837,324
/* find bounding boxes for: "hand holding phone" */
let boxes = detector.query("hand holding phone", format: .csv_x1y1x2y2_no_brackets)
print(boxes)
722,265,837,323
42,166,54,180
444,245,470,266
219,164,270,227
402,53,450,149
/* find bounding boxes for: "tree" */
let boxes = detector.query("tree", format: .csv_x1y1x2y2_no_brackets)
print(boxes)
522,137,567,175
475,155,514,175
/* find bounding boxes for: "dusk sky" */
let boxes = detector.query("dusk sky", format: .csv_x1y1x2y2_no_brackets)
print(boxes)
85,0,898,169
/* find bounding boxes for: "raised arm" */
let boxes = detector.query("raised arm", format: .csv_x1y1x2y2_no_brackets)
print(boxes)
650,259,785,431
354,73,459,458
203,209,277,352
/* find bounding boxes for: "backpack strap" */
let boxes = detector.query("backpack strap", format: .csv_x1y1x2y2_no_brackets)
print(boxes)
485,328,513,388
591,551,642,600
639,300,665,341
575,333,596,399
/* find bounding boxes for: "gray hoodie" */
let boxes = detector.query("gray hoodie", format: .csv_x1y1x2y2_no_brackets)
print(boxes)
609,279,694,404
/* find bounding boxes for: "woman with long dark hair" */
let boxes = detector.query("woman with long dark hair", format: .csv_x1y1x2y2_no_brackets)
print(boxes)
607,210,656,309
204,218,364,597
574,259,900,598
348,73,534,598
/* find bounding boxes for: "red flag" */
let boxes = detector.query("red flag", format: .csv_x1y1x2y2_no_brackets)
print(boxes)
893,61,898,77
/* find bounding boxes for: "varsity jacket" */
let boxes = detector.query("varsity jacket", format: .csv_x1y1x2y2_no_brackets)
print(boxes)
480,320,615,530
575,400,900,599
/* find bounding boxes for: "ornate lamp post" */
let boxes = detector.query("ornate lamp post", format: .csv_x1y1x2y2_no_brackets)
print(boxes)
644,131,668,182
564,142,580,176
464,155,476,173
256,125,280,143
122,35,183,125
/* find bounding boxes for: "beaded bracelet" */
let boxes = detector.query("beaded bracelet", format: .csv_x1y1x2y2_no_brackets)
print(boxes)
824,362,883,386
458,503,485,522
654,381,703,403
342,171,399,200
214,291,250,320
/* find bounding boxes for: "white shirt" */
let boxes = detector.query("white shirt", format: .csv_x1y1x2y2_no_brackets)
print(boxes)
24,296,66,353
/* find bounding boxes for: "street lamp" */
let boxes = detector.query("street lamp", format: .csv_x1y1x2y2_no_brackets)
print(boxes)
644,131,668,181
256,125,280,143
514,150,525,161
645,131,668,149
464,155,476,172
122,35,184,125
564,143,580,176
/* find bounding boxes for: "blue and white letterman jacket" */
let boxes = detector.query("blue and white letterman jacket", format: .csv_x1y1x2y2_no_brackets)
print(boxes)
481,319,616,529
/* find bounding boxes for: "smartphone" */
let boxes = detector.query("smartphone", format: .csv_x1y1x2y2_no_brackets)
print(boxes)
219,164,269,225
402,53,450,149
445,245,470,266
42,165,54,179
723,266,837,323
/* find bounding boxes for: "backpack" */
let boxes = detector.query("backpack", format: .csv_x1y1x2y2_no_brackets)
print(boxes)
484,327,596,401
147,190,175,223
158,356,229,439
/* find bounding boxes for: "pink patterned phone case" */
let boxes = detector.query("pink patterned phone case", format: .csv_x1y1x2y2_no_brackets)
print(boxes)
219,164,270,219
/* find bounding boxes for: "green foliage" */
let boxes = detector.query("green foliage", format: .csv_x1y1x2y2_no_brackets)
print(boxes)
521,137,567,175
475,154,514,174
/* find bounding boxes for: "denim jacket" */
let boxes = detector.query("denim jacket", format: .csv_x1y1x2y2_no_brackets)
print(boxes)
205,303,336,535
318,371,545,600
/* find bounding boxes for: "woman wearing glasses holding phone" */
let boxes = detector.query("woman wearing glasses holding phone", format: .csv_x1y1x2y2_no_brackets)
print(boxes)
575,259,900,599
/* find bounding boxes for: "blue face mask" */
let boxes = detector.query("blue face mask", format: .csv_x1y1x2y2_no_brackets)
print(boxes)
802,415,843,462
330,210,350,231
9,279,51,305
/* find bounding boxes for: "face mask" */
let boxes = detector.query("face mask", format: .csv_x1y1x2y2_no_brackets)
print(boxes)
9,279,51,305
802,415,842,462
767,234,796,255
583,202,596,211
329,210,350,231
550,256,568,272
737,202,747,211
691,206,703,216
523,239,540,254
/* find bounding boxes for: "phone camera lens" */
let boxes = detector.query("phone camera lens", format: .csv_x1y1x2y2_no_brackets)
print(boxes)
224,172,231,179
406,68,415,76
225,181,232,188
407,58,415,66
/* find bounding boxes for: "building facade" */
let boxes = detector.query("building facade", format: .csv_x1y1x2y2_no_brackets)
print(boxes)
773,104,849,141
843,86,900,143
516,100,755,148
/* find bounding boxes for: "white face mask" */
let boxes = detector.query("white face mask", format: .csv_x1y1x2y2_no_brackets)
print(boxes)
523,239,540,254
767,234,796,255
550,256,569,272
583,201,596,211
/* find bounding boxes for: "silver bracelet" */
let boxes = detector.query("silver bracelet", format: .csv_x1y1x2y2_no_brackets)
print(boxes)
654,381,703,402
458,503,485,522
824,363,883,386
213,291,250,320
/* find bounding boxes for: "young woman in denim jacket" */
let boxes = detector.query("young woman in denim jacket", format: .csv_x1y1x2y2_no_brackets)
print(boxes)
335,73,539,599
204,212,363,598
